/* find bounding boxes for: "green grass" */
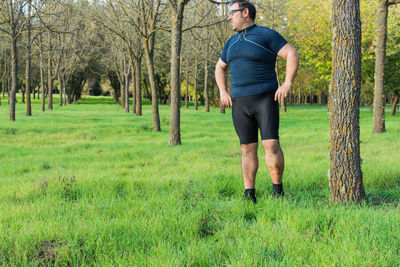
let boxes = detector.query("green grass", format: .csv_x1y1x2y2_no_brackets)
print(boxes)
0,95,399,266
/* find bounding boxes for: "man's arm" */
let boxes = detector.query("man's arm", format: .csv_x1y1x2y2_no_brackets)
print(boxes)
275,43,299,102
215,58,232,108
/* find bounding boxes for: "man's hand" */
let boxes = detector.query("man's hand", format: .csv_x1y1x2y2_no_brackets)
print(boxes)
274,82,292,102
220,90,233,108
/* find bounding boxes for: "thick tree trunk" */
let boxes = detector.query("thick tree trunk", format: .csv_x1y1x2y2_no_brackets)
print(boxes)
194,57,198,110
329,0,364,203
373,0,388,133
391,92,399,116
169,4,186,145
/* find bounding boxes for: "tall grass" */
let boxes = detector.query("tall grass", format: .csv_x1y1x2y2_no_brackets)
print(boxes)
0,95,399,266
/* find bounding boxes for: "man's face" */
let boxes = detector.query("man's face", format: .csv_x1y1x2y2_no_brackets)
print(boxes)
228,3,246,32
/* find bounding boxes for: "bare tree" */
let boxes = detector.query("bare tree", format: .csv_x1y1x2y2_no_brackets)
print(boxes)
372,0,400,133
25,0,33,115
0,0,30,120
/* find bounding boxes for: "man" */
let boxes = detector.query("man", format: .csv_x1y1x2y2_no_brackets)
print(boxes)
215,0,299,203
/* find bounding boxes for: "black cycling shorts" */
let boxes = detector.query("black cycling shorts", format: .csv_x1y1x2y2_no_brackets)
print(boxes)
232,91,279,144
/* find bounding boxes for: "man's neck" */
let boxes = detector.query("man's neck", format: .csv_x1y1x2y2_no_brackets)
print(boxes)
239,21,255,32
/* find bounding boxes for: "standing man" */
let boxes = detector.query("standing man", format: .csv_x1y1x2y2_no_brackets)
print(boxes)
215,0,299,203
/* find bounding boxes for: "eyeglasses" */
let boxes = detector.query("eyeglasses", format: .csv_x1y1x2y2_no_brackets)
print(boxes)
228,8,245,16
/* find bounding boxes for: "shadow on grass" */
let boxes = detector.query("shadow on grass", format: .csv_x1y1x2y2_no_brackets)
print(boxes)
365,192,399,207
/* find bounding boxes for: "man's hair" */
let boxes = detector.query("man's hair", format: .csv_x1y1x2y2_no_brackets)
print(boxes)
230,0,256,21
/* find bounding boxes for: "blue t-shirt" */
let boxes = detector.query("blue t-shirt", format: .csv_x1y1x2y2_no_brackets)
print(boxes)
220,24,287,98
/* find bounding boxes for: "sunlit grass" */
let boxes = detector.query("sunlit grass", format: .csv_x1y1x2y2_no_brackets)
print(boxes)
0,95,399,266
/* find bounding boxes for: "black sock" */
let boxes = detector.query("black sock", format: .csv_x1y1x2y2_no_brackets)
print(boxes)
243,188,257,204
273,183,284,198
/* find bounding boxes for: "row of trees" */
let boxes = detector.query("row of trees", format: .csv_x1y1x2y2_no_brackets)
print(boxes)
1,1,398,131
0,1,98,120
1,0,399,203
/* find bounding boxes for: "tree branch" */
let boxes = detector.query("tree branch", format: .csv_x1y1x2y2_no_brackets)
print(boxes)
388,0,400,6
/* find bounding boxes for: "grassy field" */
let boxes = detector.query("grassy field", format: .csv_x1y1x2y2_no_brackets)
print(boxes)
0,95,399,266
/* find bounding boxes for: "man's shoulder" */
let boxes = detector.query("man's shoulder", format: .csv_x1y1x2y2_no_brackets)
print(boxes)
252,25,280,36
226,33,240,44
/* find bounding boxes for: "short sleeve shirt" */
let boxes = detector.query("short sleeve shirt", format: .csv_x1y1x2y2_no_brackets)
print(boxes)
220,24,287,98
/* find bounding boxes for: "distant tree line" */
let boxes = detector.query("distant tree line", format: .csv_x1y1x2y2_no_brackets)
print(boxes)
0,0,399,135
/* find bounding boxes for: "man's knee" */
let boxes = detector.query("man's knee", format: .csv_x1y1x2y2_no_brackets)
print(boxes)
262,140,281,155
240,142,258,156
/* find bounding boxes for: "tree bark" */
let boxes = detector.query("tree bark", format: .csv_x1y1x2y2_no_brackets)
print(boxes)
25,24,31,115
194,56,198,110
123,58,130,113
47,32,53,110
131,61,136,112
10,34,18,121
58,72,63,106
185,70,189,109
391,92,399,116
135,56,142,116
120,70,125,109
40,34,45,112
373,0,389,133
204,60,209,112
329,0,364,203
143,38,160,128
140,0,160,129
169,1,188,145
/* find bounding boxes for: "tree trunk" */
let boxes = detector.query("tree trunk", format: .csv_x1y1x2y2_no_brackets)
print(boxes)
58,72,63,106
124,71,130,113
185,70,189,109
169,3,186,145
391,92,399,116
321,91,327,105
194,56,198,110
40,34,45,112
135,57,142,116
373,0,388,133
47,32,53,110
9,36,18,121
143,38,160,129
204,60,209,112
25,32,31,115
329,0,364,203
120,72,125,109
281,98,287,112
132,62,136,112
63,75,67,106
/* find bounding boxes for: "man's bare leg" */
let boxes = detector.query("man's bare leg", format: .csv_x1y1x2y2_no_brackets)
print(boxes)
262,139,285,196
240,142,258,203
241,142,259,188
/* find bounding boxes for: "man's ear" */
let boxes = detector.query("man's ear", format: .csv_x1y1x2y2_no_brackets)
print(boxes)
242,8,249,18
